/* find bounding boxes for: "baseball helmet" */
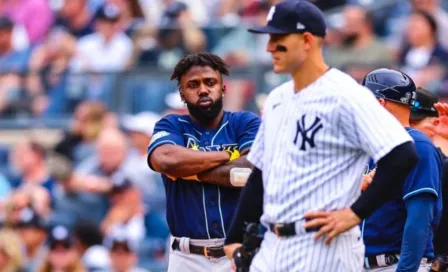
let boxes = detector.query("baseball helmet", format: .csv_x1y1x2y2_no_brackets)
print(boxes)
362,68,416,107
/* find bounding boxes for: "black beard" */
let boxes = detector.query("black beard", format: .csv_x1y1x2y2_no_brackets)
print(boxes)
186,97,223,125
342,33,359,46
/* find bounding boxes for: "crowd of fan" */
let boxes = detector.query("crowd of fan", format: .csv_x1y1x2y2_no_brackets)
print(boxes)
0,0,448,118
1,0,448,271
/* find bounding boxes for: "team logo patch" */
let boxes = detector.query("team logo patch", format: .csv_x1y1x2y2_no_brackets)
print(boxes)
149,131,170,145
400,92,411,104
266,6,275,22
293,114,323,151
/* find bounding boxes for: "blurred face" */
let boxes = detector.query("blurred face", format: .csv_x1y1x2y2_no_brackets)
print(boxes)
98,137,127,174
266,33,310,74
412,0,437,12
180,66,225,125
48,243,77,270
95,20,117,38
341,6,366,44
12,142,39,174
110,245,137,272
72,105,89,135
18,227,46,249
0,28,12,52
411,117,439,140
60,0,86,20
406,13,434,47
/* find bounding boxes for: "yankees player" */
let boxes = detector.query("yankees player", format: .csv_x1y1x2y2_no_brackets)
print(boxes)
147,52,260,272
360,69,442,272
224,1,419,271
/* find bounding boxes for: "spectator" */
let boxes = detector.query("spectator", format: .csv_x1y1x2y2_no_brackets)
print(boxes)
53,101,107,166
101,174,145,248
399,10,448,89
411,0,448,50
73,221,111,271
105,228,149,272
325,5,394,70
27,29,77,117
0,228,24,272
0,0,53,45
0,173,11,212
54,0,95,38
10,140,56,199
156,2,207,69
212,1,271,66
38,225,86,272
70,4,133,73
106,0,145,36
48,153,110,226
122,112,165,212
15,207,48,272
0,16,31,117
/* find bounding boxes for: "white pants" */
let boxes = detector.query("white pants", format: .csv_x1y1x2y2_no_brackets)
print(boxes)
167,237,231,272
250,226,365,272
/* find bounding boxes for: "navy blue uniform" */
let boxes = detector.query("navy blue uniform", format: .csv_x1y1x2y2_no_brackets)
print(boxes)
362,127,443,258
147,111,260,239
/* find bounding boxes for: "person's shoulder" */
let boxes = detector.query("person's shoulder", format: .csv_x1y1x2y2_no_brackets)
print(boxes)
408,128,432,143
226,110,260,121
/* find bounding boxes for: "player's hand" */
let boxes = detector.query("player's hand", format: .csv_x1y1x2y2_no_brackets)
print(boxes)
361,169,376,191
303,208,361,245
224,243,242,260
435,102,448,116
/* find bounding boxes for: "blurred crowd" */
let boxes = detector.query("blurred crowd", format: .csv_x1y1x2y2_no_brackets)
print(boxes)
1,0,448,270
0,0,447,119
0,100,182,271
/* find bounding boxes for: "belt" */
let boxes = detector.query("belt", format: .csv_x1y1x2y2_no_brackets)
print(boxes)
268,221,320,237
365,254,434,269
171,239,225,258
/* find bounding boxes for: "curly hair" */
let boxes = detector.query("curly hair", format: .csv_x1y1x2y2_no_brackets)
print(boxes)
170,52,230,86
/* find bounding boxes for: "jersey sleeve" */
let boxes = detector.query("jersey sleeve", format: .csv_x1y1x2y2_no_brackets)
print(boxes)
340,87,413,163
147,116,185,170
236,112,261,152
247,117,265,170
403,141,441,200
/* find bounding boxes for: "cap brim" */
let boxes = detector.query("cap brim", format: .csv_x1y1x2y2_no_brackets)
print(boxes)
248,25,292,34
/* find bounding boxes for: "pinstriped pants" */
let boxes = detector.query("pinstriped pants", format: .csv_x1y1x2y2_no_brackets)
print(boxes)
250,227,364,272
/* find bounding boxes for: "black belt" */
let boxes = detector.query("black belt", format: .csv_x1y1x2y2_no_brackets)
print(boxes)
365,254,434,269
269,221,321,237
171,239,225,258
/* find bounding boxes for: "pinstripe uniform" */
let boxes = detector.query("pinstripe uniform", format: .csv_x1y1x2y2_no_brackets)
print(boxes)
247,68,413,272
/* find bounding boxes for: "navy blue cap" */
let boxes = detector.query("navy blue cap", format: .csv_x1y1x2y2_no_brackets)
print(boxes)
96,4,121,22
248,0,327,37
16,208,46,229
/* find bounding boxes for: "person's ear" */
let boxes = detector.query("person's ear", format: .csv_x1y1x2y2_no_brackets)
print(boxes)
433,118,440,126
378,98,386,107
222,85,226,97
179,88,185,102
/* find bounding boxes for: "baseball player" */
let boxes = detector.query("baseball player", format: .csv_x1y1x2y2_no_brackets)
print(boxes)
359,69,443,272
147,52,260,272
224,1,419,271
410,88,448,270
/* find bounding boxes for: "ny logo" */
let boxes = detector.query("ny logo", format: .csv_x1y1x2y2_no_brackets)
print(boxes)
266,6,275,22
293,114,323,151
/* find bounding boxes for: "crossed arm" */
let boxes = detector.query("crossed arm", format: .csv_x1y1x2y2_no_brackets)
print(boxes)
149,145,252,188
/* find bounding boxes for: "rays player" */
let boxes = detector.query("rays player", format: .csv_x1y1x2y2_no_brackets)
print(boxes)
360,69,442,272
147,52,260,272
224,1,419,271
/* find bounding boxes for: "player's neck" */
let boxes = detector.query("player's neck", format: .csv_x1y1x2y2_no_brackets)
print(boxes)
291,54,329,93
190,110,224,130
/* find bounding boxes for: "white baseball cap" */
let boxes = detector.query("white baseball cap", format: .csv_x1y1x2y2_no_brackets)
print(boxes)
122,112,161,137
165,91,185,110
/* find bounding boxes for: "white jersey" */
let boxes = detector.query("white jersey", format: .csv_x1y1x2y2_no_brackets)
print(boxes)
247,68,413,271
247,68,412,225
